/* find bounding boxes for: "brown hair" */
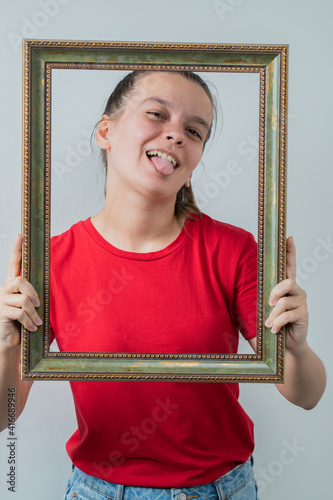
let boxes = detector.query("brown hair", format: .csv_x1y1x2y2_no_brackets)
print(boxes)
99,70,218,221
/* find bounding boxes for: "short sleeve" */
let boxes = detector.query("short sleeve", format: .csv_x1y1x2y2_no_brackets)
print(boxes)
232,233,258,340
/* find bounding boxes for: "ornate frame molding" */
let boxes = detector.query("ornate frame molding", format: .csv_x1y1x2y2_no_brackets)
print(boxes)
22,40,287,382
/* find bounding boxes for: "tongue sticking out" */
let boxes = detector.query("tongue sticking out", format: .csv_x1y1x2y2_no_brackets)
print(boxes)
149,155,175,176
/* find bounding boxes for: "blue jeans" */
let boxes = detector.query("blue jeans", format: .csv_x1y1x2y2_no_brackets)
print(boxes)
64,457,259,499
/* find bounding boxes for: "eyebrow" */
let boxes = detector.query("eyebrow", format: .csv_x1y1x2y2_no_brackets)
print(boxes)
141,97,211,131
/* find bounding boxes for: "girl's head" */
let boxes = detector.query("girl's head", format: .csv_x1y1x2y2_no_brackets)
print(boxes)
96,70,217,220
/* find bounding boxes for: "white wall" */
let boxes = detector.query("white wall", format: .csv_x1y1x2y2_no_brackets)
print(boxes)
0,0,332,498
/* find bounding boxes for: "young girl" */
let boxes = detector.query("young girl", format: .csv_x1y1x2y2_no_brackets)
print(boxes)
0,70,326,500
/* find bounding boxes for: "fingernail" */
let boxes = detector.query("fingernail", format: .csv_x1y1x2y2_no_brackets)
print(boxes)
269,297,274,307
34,298,40,307
30,325,37,332
35,317,43,326
265,317,272,328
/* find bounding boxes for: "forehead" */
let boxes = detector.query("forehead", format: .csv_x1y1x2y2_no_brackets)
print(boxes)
132,72,212,118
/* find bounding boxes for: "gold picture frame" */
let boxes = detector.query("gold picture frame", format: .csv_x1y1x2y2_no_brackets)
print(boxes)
21,40,287,382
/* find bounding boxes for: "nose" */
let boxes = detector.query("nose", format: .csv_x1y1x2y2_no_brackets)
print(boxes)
166,135,183,145
165,121,185,145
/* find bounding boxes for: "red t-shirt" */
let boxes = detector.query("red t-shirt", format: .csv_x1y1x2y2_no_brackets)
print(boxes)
50,213,257,487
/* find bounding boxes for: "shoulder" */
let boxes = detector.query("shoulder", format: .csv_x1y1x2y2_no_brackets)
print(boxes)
186,213,257,284
185,213,257,270
51,219,88,261
192,212,256,248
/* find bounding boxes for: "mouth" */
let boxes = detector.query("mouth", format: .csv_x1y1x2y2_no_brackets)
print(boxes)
146,150,180,176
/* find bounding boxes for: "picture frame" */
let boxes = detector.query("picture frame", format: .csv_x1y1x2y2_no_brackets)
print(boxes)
21,39,287,382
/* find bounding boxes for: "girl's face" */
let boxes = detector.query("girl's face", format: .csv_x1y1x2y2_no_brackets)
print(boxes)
101,72,213,201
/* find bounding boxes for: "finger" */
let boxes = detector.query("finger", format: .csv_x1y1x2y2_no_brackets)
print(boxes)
2,276,40,308
0,304,40,332
265,295,304,327
6,235,23,282
286,236,296,281
269,278,304,305
268,307,307,335
3,293,43,327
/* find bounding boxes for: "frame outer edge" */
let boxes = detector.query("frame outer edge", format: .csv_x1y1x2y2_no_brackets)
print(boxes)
23,39,290,53
22,41,288,382
277,45,289,382
21,40,31,379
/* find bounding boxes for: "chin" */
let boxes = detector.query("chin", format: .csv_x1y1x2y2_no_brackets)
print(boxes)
138,178,174,201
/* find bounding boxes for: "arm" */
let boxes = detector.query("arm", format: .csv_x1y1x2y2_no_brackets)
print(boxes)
0,344,34,432
248,236,326,410
0,235,41,431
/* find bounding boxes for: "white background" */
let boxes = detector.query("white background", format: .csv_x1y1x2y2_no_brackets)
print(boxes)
0,0,332,498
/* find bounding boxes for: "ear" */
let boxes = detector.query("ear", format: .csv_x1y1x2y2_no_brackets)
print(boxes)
95,114,112,150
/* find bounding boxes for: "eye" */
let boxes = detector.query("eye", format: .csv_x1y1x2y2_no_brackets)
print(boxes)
147,111,165,119
187,128,202,140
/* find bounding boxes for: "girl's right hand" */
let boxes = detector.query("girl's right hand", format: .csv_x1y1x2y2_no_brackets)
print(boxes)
0,235,42,350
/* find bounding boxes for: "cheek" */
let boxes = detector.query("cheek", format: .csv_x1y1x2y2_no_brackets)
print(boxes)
136,119,159,139
125,119,157,149
189,145,203,170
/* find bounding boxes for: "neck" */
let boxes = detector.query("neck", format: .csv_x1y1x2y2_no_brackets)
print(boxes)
91,185,184,253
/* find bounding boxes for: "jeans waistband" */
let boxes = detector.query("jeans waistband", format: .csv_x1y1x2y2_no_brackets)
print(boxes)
70,457,254,500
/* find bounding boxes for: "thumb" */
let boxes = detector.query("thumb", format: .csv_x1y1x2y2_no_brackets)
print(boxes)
6,234,23,282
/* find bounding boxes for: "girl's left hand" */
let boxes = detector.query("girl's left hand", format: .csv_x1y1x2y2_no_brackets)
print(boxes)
265,236,309,354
